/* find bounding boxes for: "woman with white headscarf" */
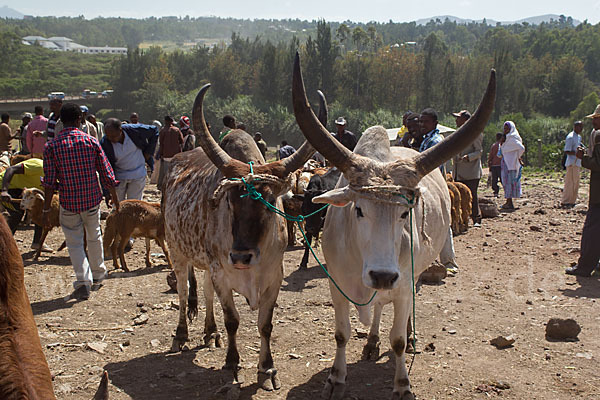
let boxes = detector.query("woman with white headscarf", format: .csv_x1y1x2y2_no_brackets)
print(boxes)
499,121,525,209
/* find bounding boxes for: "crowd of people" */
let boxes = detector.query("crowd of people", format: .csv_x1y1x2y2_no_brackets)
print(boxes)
1,99,600,299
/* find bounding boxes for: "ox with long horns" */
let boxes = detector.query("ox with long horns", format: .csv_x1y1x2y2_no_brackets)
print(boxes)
292,52,496,399
163,84,326,391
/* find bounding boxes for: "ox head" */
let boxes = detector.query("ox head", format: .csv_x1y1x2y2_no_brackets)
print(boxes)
20,187,44,211
193,84,326,268
292,52,495,290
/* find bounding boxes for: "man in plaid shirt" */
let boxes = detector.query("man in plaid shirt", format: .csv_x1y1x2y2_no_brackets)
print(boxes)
42,103,120,300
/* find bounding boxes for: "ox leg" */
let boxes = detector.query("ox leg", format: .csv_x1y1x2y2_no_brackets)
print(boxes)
213,279,241,379
322,288,350,400
34,228,50,260
390,298,414,400
170,262,190,353
202,271,221,348
145,238,152,268
257,282,282,391
287,220,295,247
117,230,131,272
362,300,383,361
111,234,120,270
300,232,312,268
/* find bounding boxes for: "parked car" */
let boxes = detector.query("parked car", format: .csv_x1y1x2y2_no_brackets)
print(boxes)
82,89,98,99
101,90,114,98
47,92,65,100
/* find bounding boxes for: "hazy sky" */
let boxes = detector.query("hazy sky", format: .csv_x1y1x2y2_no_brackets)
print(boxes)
5,0,600,24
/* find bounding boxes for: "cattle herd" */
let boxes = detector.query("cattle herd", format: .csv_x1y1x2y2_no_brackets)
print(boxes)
0,53,496,399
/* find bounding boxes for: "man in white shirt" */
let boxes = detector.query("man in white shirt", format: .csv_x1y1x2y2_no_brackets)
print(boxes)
561,121,583,207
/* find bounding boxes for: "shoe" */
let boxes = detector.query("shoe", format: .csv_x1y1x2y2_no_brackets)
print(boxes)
565,266,591,277
473,222,482,228
92,273,107,291
31,243,53,252
69,285,90,300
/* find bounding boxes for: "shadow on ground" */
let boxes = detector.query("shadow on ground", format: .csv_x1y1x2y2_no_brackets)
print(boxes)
104,349,269,400
559,276,600,299
282,264,327,292
286,353,400,399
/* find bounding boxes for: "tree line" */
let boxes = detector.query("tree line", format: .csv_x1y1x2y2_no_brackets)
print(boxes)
1,16,600,165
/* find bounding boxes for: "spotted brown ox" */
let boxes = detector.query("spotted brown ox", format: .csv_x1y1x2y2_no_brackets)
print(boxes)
0,208,109,399
292,52,495,399
163,84,319,391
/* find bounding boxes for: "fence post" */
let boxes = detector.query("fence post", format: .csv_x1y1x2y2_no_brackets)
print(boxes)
537,139,542,168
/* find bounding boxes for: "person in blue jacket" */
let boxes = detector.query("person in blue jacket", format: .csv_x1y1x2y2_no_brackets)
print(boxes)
101,118,158,203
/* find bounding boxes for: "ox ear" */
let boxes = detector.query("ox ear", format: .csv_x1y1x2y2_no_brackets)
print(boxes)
312,187,354,207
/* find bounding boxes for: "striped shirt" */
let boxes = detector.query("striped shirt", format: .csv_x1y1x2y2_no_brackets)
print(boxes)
46,112,59,140
43,127,118,213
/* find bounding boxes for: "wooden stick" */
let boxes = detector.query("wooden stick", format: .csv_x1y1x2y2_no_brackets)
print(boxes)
47,326,125,332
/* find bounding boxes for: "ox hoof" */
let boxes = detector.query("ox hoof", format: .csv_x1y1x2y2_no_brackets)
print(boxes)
392,390,415,400
322,378,346,400
145,260,154,268
169,337,186,353
204,332,222,348
361,340,381,361
258,368,281,391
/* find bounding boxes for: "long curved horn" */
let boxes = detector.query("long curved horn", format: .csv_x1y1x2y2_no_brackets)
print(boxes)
192,83,233,171
317,90,327,127
413,69,496,178
292,52,355,172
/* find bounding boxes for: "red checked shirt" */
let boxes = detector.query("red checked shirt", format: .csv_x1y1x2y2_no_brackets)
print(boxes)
43,127,118,213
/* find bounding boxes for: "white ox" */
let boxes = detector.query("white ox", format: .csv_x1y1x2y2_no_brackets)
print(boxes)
292,53,496,399
163,84,323,391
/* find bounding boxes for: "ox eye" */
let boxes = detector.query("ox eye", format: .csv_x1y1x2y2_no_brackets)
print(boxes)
356,207,364,218
401,211,409,219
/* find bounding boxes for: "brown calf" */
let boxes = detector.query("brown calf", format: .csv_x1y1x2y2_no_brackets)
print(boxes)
103,200,173,272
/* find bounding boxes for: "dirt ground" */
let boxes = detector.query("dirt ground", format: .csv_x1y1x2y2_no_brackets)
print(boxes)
18,171,600,400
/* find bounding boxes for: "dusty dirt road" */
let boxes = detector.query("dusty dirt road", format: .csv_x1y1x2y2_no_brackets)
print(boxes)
18,172,600,399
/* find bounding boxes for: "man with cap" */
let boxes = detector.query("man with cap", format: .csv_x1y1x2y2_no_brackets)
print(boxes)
101,118,158,203
561,121,584,208
254,132,267,159
333,117,358,151
452,109,483,227
26,106,48,159
16,112,32,154
179,115,196,152
79,106,98,140
565,105,600,277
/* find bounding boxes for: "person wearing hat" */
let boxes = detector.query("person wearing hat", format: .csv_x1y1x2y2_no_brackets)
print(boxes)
588,104,600,153
26,106,48,158
333,117,358,151
561,121,584,208
179,115,196,152
101,117,159,203
451,110,483,227
565,105,600,277
254,132,267,159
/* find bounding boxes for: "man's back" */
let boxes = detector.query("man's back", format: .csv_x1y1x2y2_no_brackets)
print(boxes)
44,128,115,212
333,130,358,151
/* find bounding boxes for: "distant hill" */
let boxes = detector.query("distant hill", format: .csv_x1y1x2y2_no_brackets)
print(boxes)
0,5,24,19
415,14,580,26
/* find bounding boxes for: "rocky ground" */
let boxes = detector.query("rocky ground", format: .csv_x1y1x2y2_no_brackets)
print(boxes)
18,170,600,399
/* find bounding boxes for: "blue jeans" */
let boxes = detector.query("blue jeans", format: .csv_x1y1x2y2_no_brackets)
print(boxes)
60,205,106,289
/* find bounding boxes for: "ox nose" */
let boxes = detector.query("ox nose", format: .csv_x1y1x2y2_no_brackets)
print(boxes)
230,251,254,265
368,270,399,289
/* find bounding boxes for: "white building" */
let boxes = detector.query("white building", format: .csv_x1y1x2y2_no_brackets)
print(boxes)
22,36,127,54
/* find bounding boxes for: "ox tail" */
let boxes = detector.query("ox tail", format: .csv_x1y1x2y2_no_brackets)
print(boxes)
187,266,198,322
92,370,109,400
